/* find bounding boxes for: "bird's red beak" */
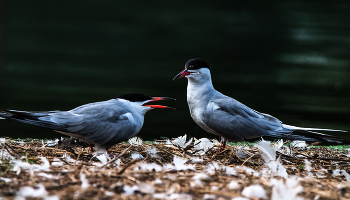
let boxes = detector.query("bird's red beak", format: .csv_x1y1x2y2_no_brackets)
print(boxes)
173,70,192,80
143,97,175,110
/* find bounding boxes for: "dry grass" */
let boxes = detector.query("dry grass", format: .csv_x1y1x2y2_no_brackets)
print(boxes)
0,137,350,199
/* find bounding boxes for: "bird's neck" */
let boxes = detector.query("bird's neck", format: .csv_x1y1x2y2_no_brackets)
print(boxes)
187,76,216,106
139,107,152,115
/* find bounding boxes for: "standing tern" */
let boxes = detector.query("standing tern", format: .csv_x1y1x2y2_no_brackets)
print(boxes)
174,58,347,151
0,93,175,151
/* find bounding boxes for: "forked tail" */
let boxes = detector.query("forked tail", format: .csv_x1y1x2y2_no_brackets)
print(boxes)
0,109,66,131
281,124,347,143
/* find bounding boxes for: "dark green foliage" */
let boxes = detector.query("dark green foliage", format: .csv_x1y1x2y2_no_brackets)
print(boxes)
1,1,349,140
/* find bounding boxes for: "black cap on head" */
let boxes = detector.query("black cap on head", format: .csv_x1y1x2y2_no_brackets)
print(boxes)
185,58,210,70
117,93,152,102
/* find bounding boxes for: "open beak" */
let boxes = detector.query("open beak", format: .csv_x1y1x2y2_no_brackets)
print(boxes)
173,70,192,81
143,97,176,110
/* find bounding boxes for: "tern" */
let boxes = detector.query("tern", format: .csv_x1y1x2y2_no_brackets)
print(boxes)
0,93,175,151
174,58,346,151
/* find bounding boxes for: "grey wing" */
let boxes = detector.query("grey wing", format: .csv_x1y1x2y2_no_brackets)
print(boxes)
202,97,286,141
45,100,139,147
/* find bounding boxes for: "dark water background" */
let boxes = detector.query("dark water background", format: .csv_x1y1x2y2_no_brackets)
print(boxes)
1,1,349,141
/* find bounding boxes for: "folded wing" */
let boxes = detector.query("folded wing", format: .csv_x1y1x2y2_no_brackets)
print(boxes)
0,99,139,148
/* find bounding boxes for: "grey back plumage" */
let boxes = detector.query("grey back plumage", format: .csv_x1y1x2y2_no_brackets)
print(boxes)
0,99,144,148
47,99,143,148
202,95,286,141
200,94,344,142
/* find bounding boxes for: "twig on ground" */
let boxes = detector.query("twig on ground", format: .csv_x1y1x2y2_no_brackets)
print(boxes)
104,145,133,167
117,158,145,175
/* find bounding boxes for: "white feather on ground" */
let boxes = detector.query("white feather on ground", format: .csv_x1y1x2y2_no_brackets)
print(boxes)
15,183,48,200
333,169,341,177
12,157,50,176
131,152,144,160
153,193,193,199
45,139,59,147
254,139,276,163
172,156,195,171
270,178,303,200
231,197,249,200
291,141,307,149
95,154,108,165
172,134,193,148
206,162,221,175
334,170,350,182
37,173,55,179
146,147,158,157
254,140,288,178
123,185,139,196
190,157,204,163
154,178,162,184
273,139,284,151
203,194,216,200
192,173,210,187
205,162,237,176
12,161,34,176
193,138,215,154
304,159,312,172
32,157,50,171
51,158,64,167
0,177,12,183
272,139,293,156
62,153,78,163
225,166,237,176
80,173,90,189
137,182,155,194
241,184,267,199
128,137,143,146
341,170,350,182
228,180,240,189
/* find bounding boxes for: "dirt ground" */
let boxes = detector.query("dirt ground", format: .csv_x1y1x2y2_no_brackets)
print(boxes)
0,137,350,200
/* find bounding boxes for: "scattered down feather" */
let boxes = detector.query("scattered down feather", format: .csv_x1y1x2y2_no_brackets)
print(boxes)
254,139,287,178
128,137,143,146
254,139,276,162
172,134,193,148
15,184,60,200
242,185,267,199
334,170,350,182
80,173,90,189
270,178,303,200
194,138,215,153
172,156,195,171
304,159,312,172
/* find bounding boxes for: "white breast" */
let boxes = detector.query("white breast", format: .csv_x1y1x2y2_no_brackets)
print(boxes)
188,99,220,136
186,70,220,136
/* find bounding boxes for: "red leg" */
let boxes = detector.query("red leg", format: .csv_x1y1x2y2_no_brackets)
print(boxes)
89,143,94,154
219,137,227,153
219,141,226,152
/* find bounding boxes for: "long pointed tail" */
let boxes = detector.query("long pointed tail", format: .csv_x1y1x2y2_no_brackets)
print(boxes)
0,109,66,131
283,124,347,132
281,124,347,143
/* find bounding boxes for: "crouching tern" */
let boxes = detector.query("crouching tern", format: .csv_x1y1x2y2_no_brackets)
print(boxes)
174,58,347,151
0,93,175,151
